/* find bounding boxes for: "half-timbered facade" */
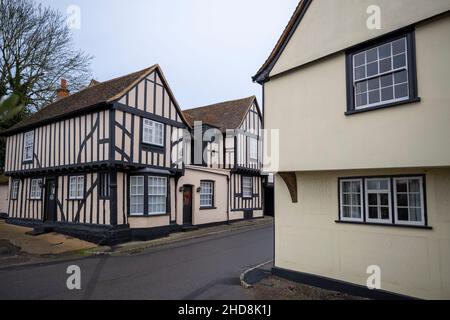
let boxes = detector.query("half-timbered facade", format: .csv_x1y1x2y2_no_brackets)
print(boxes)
2,65,190,244
183,96,264,223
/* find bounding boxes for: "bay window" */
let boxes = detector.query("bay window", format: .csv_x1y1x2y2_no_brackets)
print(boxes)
129,175,167,216
148,176,167,215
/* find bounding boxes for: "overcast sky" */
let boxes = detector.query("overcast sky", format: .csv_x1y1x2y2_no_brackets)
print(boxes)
37,0,298,109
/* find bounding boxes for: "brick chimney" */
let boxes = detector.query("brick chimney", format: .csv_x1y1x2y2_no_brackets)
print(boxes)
56,79,70,100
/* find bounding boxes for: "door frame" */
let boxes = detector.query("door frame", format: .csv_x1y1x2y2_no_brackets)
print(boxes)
182,185,193,225
43,177,58,222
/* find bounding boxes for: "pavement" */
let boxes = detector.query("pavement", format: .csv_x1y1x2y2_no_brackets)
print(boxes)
0,220,96,267
0,222,273,300
241,261,365,300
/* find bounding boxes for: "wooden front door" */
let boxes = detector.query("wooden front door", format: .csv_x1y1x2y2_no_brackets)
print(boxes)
44,178,57,222
183,186,193,225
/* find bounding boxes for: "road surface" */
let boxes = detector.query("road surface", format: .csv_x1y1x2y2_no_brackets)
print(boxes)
0,224,273,300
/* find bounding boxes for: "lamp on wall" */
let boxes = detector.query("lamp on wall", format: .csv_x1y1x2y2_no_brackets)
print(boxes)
196,187,202,193
179,186,184,192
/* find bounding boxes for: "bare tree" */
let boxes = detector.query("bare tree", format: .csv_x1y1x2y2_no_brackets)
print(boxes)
0,0,92,112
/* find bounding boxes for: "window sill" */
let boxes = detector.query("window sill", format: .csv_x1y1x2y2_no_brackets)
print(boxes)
142,143,165,153
22,160,33,165
335,220,432,230
128,213,169,218
200,206,217,211
345,97,421,115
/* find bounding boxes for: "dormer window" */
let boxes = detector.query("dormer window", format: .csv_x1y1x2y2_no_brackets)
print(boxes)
142,119,164,147
23,131,34,162
346,31,419,114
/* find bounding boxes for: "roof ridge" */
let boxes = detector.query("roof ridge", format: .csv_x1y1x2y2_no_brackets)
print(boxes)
37,65,157,112
184,95,255,113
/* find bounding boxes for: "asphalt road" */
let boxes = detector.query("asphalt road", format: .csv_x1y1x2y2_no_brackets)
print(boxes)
0,224,273,300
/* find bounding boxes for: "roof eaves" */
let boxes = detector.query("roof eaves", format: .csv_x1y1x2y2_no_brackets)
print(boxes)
252,0,312,84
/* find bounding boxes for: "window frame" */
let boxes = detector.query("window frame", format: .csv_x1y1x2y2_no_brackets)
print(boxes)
249,137,258,161
68,175,85,200
142,118,165,147
128,174,169,217
98,172,111,199
11,179,20,200
129,175,145,216
337,175,428,228
23,131,34,162
29,178,43,200
364,178,392,224
242,176,253,199
148,176,167,215
393,176,426,227
339,179,364,222
346,29,419,115
200,180,215,209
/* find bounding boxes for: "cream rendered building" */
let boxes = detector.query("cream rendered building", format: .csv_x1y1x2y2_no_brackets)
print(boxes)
253,0,450,299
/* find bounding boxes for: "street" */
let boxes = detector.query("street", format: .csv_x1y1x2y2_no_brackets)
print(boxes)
0,224,273,300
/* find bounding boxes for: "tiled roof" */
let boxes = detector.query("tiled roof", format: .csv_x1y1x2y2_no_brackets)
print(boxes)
2,65,158,135
183,96,257,132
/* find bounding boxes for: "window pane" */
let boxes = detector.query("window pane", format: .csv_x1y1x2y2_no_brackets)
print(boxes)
393,54,406,69
355,93,367,107
355,81,367,94
381,87,394,101
342,194,351,206
409,193,421,207
366,48,378,62
397,208,409,221
397,194,408,207
352,194,361,206
368,207,378,219
368,193,378,206
366,62,378,77
392,38,406,55
368,78,380,90
381,207,390,219
354,53,365,67
378,43,391,59
343,206,351,218
380,193,389,206
379,58,392,73
342,182,351,193
369,90,380,104
380,74,393,87
354,66,366,80
351,181,361,193
351,206,361,219
409,179,420,192
394,83,408,99
410,208,422,222
394,70,408,84
396,180,408,192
